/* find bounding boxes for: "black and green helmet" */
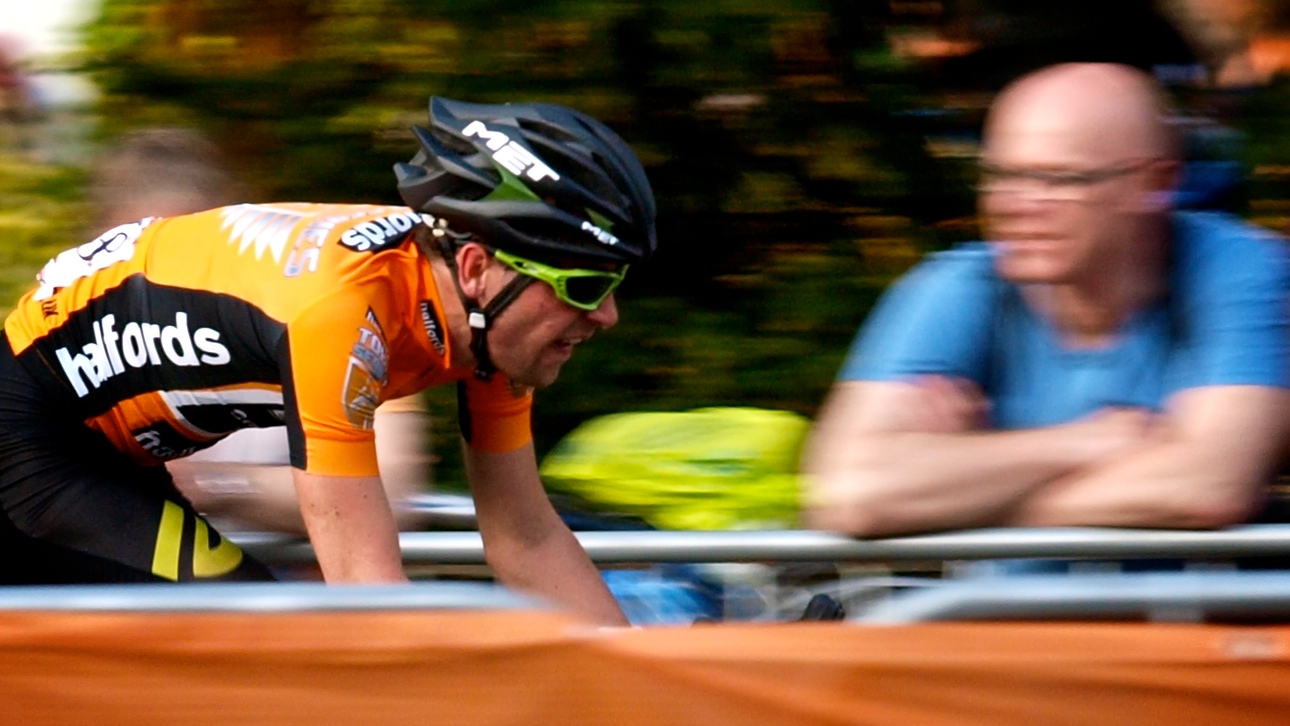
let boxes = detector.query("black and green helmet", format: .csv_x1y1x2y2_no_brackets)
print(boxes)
395,96,657,267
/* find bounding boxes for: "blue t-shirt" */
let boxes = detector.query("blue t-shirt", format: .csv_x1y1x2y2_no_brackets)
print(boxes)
840,212,1290,429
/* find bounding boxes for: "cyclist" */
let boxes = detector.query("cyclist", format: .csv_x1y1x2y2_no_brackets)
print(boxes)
83,125,436,536
0,97,655,626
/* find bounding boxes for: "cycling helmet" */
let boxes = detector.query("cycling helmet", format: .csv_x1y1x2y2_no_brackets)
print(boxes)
395,96,656,266
393,96,656,381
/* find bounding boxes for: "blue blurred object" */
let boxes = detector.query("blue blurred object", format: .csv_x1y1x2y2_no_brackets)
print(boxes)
1173,118,1245,211
559,509,654,532
1174,159,1244,210
960,557,1193,578
603,564,725,626
555,495,726,626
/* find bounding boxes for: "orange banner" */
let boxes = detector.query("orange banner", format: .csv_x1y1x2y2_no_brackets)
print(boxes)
2,609,1288,725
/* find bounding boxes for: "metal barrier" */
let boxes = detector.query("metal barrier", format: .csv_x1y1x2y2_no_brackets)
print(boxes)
234,523,1290,566
0,526,1284,621
856,571,1290,624
218,524,1290,623
0,580,542,612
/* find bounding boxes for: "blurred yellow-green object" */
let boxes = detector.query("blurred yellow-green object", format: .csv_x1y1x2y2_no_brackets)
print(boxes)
540,407,809,531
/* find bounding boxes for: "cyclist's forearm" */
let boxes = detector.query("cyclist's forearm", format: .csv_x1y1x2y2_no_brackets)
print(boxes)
486,523,628,626
294,471,408,583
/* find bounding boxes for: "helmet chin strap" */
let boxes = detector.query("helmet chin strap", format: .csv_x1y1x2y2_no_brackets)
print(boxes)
431,223,535,381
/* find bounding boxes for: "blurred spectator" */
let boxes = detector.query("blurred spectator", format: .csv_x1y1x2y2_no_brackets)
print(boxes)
89,126,433,535
88,126,246,229
801,62,1290,538
0,36,42,153
1161,0,1290,89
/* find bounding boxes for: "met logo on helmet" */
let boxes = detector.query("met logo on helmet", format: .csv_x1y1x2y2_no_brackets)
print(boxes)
581,220,619,247
462,120,560,183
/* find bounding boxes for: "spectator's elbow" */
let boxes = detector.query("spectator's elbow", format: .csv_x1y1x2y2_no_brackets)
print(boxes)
802,433,967,538
801,469,924,539
803,498,883,539
1174,491,1259,529
1154,481,1263,530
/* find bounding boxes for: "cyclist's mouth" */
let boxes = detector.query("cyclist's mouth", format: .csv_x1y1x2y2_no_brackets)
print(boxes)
552,337,583,358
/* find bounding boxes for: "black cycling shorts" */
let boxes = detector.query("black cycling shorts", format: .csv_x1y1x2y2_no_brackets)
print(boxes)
0,331,275,584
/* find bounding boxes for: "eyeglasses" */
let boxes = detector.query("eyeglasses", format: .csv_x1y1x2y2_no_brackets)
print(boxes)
977,159,1158,200
493,249,627,311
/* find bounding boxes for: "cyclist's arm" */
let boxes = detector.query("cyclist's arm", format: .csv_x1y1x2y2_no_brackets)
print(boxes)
1011,385,1289,528
293,470,408,583
464,441,628,626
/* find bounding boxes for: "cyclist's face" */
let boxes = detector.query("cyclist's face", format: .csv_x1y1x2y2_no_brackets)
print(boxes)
484,264,620,389
978,80,1160,286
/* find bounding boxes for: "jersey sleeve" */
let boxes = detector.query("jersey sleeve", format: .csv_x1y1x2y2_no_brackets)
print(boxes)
839,244,998,385
456,374,533,453
281,285,391,477
1170,213,1290,389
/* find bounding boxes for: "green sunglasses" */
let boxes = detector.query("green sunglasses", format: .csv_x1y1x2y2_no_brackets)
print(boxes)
493,249,628,312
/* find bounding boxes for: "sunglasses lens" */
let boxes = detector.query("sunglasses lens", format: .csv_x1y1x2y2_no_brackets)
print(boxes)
564,275,617,306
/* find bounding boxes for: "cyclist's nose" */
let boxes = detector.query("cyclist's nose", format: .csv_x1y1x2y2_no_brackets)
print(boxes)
587,293,619,328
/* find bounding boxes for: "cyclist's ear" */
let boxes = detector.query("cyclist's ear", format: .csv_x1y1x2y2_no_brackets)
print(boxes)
454,241,494,298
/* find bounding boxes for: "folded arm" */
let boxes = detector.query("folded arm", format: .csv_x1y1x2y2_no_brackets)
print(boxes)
800,378,1152,537
1010,385,1290,528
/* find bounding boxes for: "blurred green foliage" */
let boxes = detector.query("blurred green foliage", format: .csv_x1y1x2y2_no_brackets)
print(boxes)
24,1,1288,489
0,156,87,319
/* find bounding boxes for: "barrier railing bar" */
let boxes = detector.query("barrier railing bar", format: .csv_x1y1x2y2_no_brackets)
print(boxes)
233,524,1290,566
0,581,543,612
854,571,1290,624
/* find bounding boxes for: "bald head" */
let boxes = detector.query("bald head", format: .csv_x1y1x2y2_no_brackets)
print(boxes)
977,64,1184,290
984,63,1179,165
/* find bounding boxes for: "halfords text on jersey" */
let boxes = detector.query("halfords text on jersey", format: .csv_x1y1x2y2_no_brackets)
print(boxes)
55,312,231,397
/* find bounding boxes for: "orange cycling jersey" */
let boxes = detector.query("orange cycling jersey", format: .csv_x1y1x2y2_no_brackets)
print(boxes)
4,203,532,477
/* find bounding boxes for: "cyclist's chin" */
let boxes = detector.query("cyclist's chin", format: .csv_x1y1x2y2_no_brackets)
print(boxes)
499,339,580,389
503,359,565,390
